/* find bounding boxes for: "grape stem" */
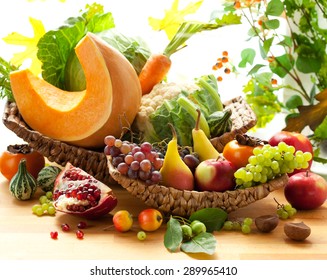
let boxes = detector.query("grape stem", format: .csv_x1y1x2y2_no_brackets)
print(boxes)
273,197,284,209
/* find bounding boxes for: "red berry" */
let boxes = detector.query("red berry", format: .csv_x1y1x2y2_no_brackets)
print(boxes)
50,231,58,239
61,223,70,232
77,221,87,229
76,230,84,239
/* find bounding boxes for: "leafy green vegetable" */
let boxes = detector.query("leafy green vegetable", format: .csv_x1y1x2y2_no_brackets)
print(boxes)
0,57,18,102
147,75,225,146
37,3,115,90
102,29,151,75
177,95,210,136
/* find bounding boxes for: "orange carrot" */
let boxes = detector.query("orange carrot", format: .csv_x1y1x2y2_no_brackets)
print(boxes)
138,53,171,95
139,21,228,95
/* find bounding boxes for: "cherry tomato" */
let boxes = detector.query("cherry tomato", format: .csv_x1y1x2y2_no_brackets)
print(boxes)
222,140,258,169
0,144,45,180
138,209,163,232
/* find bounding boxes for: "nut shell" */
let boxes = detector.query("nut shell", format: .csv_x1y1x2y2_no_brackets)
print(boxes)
284,222,311,241
255,214,279,233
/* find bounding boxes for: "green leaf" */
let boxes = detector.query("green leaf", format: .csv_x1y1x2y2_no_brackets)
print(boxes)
164,216,183,252
85,11,115,33
180,232,217,255
37,22,86,89
278,35,293,48
0,57,18,101
269,54,294,78
248,64,266,75
263,19,280,30
314,116,327,139
238,48,256,68
247,26,261,38
285,95,303,109
254,72,274,87
189,208,228,232
37,3,115,89
214,11,242,25
265,0,284,16
260,37,274,58
244,74,282,128
296,52,321,74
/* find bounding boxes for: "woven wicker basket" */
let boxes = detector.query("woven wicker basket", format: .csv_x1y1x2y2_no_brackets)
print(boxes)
108,158,289,216
2,95,256,185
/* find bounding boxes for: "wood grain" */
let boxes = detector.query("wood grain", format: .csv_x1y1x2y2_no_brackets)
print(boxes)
1,175,326,260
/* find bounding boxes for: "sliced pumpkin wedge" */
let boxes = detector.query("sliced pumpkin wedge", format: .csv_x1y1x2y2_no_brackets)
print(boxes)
10,32,141,148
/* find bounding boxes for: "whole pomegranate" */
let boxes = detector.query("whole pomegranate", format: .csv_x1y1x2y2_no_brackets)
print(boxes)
53,163,117,219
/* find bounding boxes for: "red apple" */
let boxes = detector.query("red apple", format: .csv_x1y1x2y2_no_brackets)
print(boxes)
194,157,236,192
268,131,313,175
284,171,327,210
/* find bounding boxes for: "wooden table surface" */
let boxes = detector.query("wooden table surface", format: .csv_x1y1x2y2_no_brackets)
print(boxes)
1,172,327,260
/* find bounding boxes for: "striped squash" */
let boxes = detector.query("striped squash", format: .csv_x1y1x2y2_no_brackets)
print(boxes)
9,158,37,200
37,165,62,192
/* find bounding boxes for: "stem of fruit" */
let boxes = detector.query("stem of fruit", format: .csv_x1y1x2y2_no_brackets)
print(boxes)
273,197,284,209
172,215,190,225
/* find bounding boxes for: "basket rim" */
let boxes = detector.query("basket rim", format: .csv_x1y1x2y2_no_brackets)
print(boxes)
107,155,289,216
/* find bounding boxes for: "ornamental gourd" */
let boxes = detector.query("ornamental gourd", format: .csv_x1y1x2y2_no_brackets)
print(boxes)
9,158,37,200
37,165,62,193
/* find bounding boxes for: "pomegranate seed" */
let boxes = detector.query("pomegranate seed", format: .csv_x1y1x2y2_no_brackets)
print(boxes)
61,223,70,232
77,192,83,200
50,231,58,239
71,189,77,198
77,221,87,229
76,230,84,239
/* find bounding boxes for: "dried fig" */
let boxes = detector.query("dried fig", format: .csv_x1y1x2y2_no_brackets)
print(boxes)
284,222,311,241
255,214,279,233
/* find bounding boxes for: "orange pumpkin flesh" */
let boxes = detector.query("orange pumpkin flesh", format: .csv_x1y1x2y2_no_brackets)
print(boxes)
10,33,141,149
69,33,142,148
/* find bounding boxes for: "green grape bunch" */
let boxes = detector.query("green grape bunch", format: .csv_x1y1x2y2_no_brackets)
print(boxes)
274,198,297,220
234,142,312,188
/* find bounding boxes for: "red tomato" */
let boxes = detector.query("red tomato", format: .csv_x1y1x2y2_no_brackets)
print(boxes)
0,144,45,180
222,140,259,169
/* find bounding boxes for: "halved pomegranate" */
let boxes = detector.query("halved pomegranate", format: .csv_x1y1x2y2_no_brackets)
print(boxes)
53,163,117,219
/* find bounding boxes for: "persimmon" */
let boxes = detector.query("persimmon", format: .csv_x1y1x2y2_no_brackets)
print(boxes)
0,144,45,180
223,139,260,169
